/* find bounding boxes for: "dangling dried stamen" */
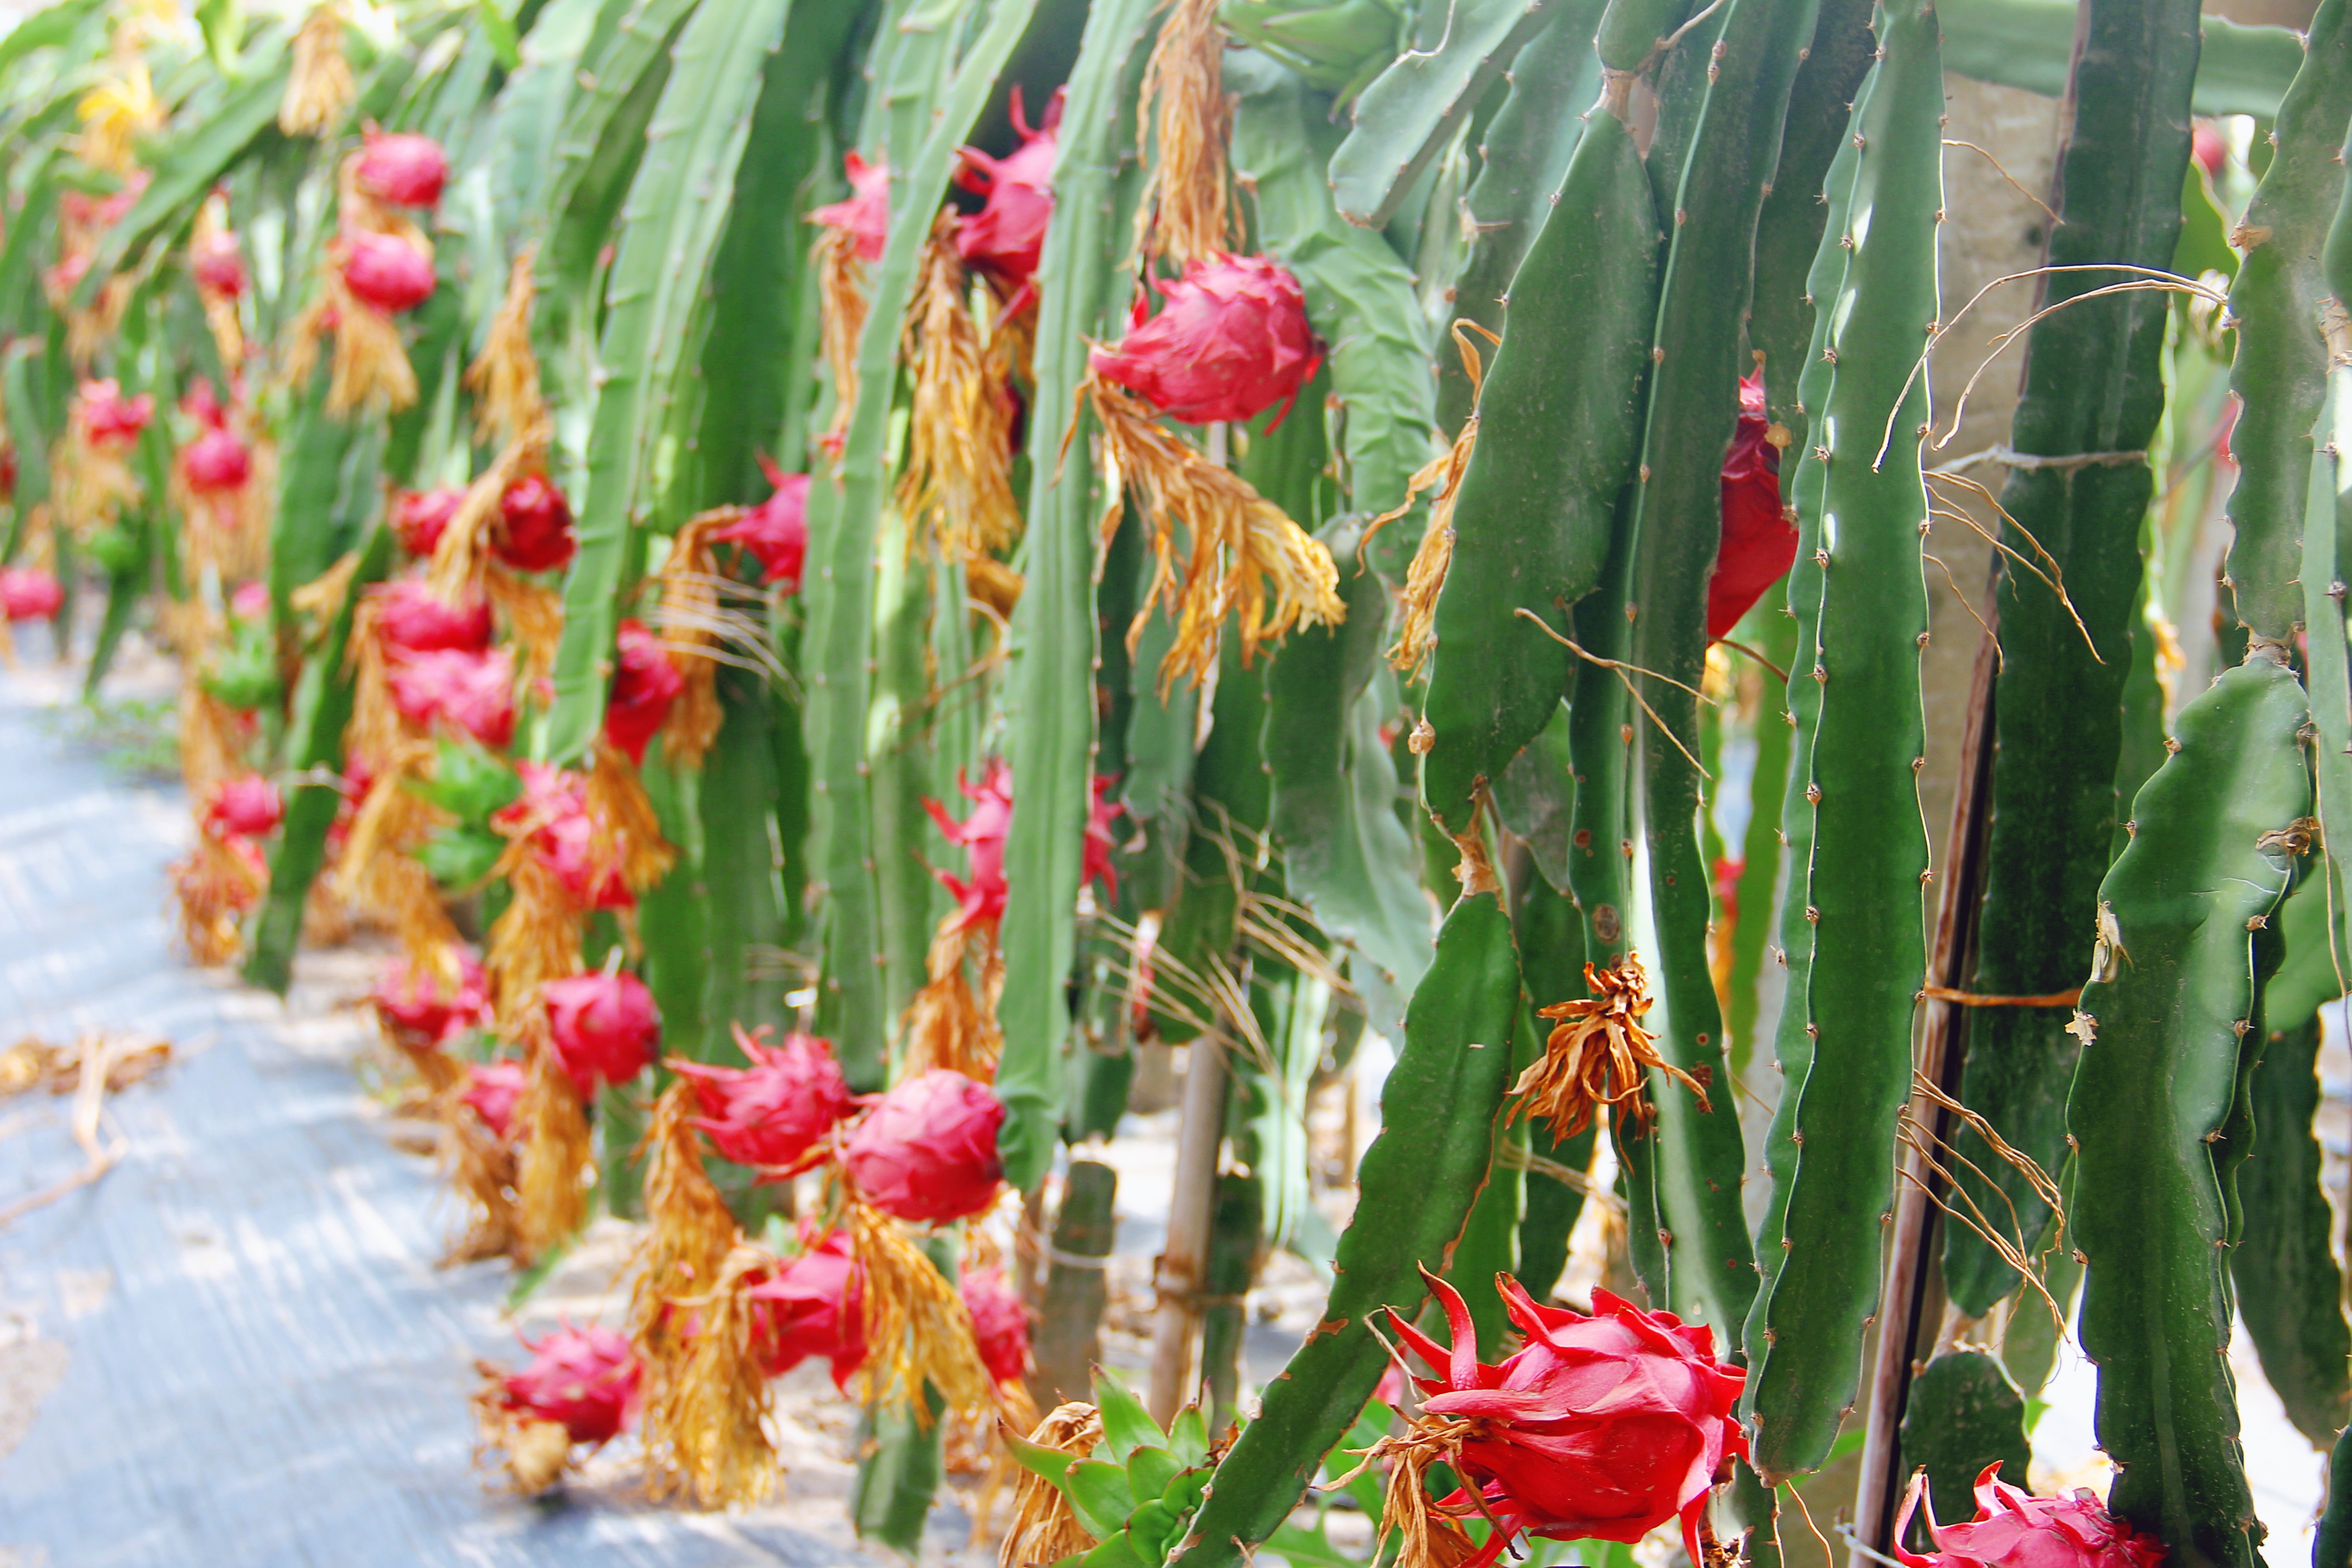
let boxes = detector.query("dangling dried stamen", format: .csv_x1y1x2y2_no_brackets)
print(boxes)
337,746,468,971
484,854,589,1037
464,247,545,447
426,415,552,604
629,1079,743,1479
1082,375,1343,692
817,225,870,453
652,513,732,771
900,212,1024,566
281,2,355,137
1378,324,1495,677
652,1242,782,1508
1135,0,1237,266
902,918,1006,1082
999,1404,1104,1568
443,1085,522,1265
470,1385,578,1497
1364,1421,1485,1568
513,1016,593,1263
321,262,421,416
586,737,678,895
847,1195,1000,1421
1511,955,1709,1139
168,831,270,967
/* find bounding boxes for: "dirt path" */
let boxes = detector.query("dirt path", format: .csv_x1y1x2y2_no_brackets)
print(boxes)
0,645,929,1567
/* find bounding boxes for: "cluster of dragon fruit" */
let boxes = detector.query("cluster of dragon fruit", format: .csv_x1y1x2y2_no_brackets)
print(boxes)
0,10,2170,1567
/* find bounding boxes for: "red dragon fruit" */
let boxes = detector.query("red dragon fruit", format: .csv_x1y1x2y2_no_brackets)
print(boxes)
924,760,1013,933
668,1026,856,1175
746,1228,869,1390
495,473,576,573
709,456,809,592
386,646,517,750
191,228,247,298
231,580,271,620
180,426,253,495
841,1068,1006,1225
341,231,437,313
536,813,635,911
392,486,466,557
1088,254,1321,428
603,619,683,765
493,1323,640,1446
0,568,64,622
1385,1273,1748,1568
811,152,890,262
203,775,284,839
1894,1464,2165,1568
1083,774,1124,901
353,127,450,209
370,578,494,656
372,949,494,1048
541,971,660,1099
75,379,155,449
960,1266,1031,1385
1703,373,1794,640
462,1059,528,1139
955,86,1063,290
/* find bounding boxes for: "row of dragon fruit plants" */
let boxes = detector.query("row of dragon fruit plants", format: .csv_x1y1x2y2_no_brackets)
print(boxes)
2,2,2343,1568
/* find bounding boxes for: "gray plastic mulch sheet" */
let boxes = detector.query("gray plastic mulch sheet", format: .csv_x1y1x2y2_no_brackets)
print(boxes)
0,657,913,1567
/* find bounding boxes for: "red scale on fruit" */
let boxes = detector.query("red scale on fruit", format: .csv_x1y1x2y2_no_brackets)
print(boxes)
371,578,494,656
667,1024,855,1176
841,1068,1006,1225
542,971,660,1100
492,1324,640,1446
373,949,494,1048
1385,1272,1748,1568
812,153,890,262
341,231,437,313
392,486,466,556
1703,373,1795,642
955,87,1064,295
386,646,516,750
744,1228,870,1391
603,619,684,765
708,456,810,592
925,761,1014,933
1895,1465,2165,1568
1089,254,1321,427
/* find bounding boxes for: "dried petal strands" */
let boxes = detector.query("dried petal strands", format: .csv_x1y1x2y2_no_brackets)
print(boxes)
279,2,355,137
188,197,247,368
1082,376,1343,691
171,382,272,582
1381,326,1495,677
1368,1271,1747,1568
1511,955,1708,1140
512,1012,596,1262
649,1242,785,1508
648,514,730,770
905,764,1014,1078
168,783,274,967
49,170,145,364
670,1026,857,1174
473,1323,640,1495
1135,0,1237,265
1892,1464,2165,1568
843,1192,1001,1422
999,1405,1105,1568
899,211,1024,571
463,247,544,448
629,1077,745,1477
811,152,888,449
57,379,148,546
335,744,469,970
